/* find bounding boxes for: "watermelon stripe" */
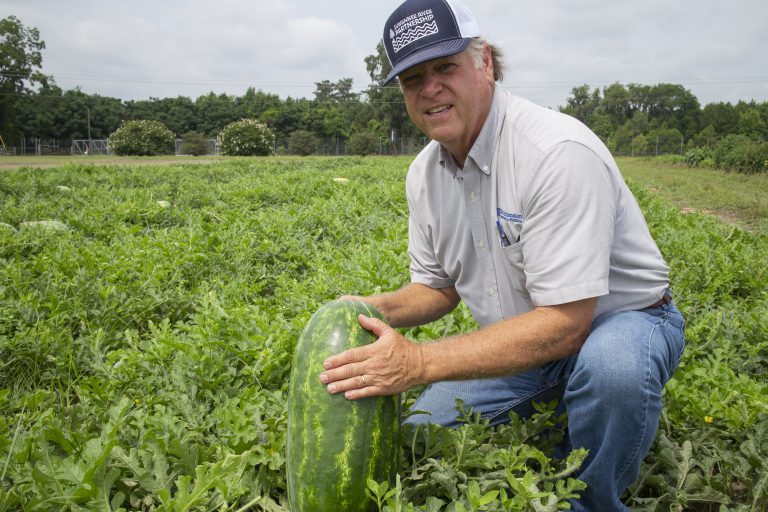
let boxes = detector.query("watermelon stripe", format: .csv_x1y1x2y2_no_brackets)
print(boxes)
286,300,399,512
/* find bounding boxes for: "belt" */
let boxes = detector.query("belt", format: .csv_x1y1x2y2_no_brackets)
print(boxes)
647,293,672,309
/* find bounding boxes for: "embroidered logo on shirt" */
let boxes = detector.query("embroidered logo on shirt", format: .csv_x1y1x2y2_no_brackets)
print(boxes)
497,208,524,224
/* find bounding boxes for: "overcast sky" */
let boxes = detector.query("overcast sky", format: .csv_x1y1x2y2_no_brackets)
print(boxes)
3,0,767,108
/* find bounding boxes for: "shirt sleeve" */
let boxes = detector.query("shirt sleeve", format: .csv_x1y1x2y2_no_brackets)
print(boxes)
406,195,456,290
519,141,619,306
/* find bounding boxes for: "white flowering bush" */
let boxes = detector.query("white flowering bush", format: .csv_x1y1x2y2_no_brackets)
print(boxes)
219,119,275,156
108,120,175,156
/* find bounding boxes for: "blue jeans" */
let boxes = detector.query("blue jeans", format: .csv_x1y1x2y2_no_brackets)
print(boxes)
405,298,685,511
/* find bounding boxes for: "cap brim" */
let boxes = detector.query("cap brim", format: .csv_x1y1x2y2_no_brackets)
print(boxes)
383,37,472,85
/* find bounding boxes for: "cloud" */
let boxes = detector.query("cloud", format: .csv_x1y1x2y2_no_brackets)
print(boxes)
3,0,767,105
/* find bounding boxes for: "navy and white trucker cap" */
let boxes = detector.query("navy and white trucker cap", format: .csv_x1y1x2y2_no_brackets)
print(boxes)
383,0,481,85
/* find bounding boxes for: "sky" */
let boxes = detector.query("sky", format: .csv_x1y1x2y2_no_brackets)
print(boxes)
3,0,768,109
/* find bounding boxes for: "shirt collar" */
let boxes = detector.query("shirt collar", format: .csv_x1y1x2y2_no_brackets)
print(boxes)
438,87,506,177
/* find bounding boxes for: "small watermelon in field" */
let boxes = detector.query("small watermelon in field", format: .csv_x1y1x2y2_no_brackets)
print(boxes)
286,300,400,512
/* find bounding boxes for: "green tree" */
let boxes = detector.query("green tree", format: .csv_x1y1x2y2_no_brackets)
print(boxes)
627,110,650,135
647,124,684,155
0,15,50,141
311,78,370,148
288,130,316,156
737,108,767,139
195,92,238,136
364,41,417,141
235,87,282,121
701,102,738,137
644,83,701,138
18,85,126,142
692,124,718,148
346,131,379,156
561,84,599,124
153,96,198,135
180,130,209,156
262,97,312,147
589,113,614,143
611,122,636,156
631,133,649,156
601,82,632,128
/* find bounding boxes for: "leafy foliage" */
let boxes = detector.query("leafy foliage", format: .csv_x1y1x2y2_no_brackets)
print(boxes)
713,134,768,173
179,130,209,156
108,119,175,156
218,118,275,156
288,129,316,156
0,158,766,510
0,15,49,139
684,147,714,167
347,131,379,157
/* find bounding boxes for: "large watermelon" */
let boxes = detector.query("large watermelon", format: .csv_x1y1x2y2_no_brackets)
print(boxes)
286,300,400,512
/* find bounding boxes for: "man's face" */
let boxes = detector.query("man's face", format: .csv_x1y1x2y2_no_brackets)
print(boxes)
399,44,495,162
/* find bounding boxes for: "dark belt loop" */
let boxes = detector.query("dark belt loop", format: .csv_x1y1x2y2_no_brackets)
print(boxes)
647,291,672,309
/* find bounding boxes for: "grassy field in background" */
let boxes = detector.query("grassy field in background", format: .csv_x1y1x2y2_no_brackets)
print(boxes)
4,154,767,234
618,157,768,234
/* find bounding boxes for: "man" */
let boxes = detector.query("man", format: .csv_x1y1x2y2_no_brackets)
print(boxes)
319,0,686,509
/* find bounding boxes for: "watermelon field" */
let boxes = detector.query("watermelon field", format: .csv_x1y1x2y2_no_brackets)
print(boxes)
0,157,766,511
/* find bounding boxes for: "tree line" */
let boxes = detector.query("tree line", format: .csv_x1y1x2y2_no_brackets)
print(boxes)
1,15,766,162
560,82,768,157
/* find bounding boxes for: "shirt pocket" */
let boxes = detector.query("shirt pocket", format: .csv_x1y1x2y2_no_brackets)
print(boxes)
501,241,529,294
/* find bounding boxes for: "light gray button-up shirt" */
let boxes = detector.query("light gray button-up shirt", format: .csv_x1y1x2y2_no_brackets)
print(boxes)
405,89,669,327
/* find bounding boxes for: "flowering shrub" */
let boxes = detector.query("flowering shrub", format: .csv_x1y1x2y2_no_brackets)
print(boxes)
108,120,175,156
219,119,275,156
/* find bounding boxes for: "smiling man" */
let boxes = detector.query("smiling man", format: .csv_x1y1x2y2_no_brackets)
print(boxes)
319,0,686,509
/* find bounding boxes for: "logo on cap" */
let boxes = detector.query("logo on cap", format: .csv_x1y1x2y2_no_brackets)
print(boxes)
382,0,481,85
390,9,439,53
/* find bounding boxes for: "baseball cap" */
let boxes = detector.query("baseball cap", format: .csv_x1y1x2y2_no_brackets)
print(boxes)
383,0,481,85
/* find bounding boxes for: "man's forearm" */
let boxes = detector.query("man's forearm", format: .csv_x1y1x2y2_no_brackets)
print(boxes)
419,297,597,383
348,283,460,328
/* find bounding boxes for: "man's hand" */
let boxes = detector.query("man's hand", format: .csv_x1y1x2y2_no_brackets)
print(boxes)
319,314,424,400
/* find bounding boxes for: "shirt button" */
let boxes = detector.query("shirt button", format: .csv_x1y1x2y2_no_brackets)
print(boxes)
469,191,477,201
488,288,497,297
478,240,486,249
483,165,489,172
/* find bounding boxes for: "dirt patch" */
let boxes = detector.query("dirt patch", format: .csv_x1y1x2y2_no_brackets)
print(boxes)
680,207,748,230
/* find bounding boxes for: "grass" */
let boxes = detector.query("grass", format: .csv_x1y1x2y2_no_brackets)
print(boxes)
0,154,228,169
4,153,767,234
1,158,766,509
617,156,768,234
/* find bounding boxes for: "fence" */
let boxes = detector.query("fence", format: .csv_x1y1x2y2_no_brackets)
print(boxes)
69,139,222,156
6,138,71,156
276,136,430,157
6,136,432,158
72,140,111,156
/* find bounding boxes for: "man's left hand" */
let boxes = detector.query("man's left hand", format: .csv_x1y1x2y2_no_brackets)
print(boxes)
319,315,424,400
